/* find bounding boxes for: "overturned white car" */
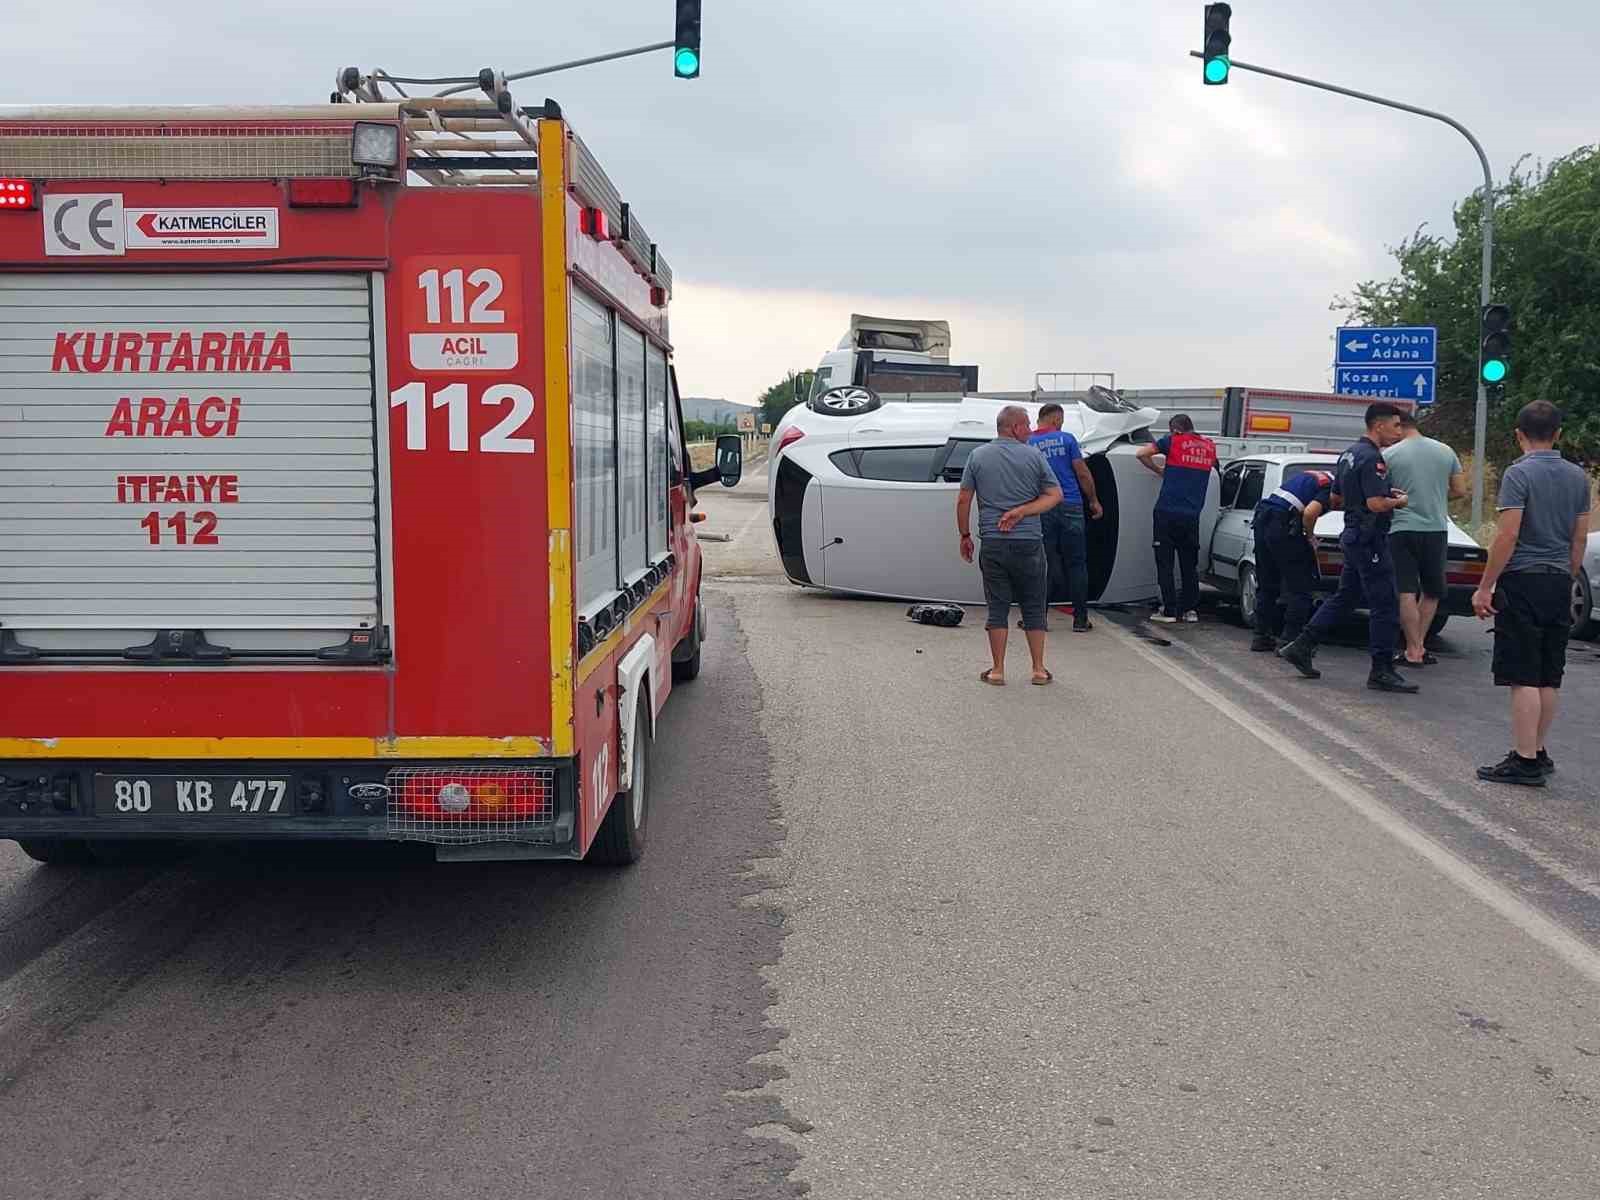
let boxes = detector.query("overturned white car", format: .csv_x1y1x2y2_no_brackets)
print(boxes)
767,385,1190,606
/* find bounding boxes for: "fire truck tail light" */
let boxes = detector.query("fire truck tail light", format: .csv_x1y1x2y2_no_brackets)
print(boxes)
387,767,556,826
0,179,37,210
776,427,806,455
437,782,471,812
287,178,358,207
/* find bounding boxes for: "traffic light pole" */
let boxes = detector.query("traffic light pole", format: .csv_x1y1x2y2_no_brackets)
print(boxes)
422,42,675,96
1190,51,1495,529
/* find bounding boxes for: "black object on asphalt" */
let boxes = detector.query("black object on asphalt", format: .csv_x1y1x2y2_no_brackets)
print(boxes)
908,603,964,628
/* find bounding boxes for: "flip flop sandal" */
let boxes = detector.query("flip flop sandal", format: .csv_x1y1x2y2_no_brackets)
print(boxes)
1393,653,1438,668
980,669,1006,686
1031,670,1054,686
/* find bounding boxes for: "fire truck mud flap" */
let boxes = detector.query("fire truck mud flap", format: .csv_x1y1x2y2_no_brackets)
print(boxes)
617,634,658,789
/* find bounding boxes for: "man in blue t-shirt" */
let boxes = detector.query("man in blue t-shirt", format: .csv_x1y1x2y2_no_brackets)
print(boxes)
1028,404,1103,632
1135,414,1218,622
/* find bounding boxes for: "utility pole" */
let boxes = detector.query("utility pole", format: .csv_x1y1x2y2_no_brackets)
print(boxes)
1190,49,1496,529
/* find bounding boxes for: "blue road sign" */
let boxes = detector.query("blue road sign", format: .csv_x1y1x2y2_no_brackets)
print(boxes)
1335,365,1436,406
1335,325,1437,366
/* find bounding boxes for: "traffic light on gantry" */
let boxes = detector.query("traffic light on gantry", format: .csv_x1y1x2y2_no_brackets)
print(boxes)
1203,3,1232,85
1481,303,1511,388
674,0,702,79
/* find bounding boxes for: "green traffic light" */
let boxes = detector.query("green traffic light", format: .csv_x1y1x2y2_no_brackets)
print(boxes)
1482,359,1508,383
1204,57,1230,83
674,47,700,77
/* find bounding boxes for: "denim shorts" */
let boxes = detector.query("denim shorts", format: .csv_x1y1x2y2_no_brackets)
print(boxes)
979,539,1048,631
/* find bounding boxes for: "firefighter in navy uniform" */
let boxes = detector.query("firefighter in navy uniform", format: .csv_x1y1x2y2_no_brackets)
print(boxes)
1248,469,1339,652
1278,402,1418,693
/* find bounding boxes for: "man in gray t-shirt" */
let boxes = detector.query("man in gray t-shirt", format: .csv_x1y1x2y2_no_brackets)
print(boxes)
1473,401,1593,787
957,406,1061,686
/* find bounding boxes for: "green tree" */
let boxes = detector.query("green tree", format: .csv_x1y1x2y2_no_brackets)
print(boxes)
1334,145,1600,464
758,369,815,430
684,418,735,442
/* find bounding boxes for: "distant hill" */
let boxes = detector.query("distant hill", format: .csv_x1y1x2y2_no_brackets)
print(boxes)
681,397,756,427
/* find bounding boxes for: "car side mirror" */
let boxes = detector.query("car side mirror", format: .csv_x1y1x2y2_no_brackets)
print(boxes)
689,433,743,490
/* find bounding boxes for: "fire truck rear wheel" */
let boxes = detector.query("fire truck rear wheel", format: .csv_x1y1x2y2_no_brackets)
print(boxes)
16,838,96,866
672,600,703,683
589,696,652,866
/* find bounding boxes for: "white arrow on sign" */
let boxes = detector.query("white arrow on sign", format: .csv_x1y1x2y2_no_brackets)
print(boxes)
1413,374,1428,397
1345,339,1369,353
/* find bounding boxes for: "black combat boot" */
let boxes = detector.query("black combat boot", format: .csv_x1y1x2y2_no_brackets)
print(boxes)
1277,633,1321,679
1249,632,1278,652
1367,658,1419,693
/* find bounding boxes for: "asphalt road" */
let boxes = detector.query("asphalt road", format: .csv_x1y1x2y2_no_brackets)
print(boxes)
694,469,1600,1198
3,464,1599,1199
0,571,802,1199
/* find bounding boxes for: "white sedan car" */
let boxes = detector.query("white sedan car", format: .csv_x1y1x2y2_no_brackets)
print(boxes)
767,386,1185,606
1204,453,1487,638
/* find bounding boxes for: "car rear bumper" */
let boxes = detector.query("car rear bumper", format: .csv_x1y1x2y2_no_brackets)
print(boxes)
0,757,581,859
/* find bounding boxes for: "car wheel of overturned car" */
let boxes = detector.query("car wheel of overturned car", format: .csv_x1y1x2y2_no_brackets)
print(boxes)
1573,571,1597,641
809,386,881,417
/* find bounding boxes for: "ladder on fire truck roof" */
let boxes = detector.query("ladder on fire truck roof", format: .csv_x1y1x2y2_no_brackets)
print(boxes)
332,66,546,188
329,64,673,295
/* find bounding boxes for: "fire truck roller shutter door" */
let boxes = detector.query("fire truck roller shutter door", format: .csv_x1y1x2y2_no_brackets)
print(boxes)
616,320,648,580
572,289,618,609
645,343,669,558
0,272,382,654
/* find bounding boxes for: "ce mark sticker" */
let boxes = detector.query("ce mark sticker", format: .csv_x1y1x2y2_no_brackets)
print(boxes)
43,193,126,257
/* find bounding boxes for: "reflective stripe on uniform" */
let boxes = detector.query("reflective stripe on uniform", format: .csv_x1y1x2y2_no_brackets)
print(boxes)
1268,487,1306,511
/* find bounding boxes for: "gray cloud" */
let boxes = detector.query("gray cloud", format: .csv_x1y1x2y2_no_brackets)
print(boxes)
4,0,1592,400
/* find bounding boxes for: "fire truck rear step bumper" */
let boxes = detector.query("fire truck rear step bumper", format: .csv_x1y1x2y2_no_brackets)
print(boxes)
0,757,581,859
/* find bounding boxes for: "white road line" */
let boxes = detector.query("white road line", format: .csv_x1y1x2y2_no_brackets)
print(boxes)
1106,621,1600,988
1155,630,1600,905
730,500,769,543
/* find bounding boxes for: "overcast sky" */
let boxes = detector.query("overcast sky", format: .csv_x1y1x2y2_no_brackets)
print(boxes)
10,0,1594,404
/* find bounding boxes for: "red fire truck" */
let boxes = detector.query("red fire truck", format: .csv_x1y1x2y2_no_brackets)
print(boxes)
0,73,741,865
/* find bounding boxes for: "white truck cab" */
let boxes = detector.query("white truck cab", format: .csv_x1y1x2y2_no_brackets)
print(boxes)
810,315,977,406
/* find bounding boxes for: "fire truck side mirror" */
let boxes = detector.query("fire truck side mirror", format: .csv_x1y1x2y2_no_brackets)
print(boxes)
715,434,744,487
689,434,743,491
